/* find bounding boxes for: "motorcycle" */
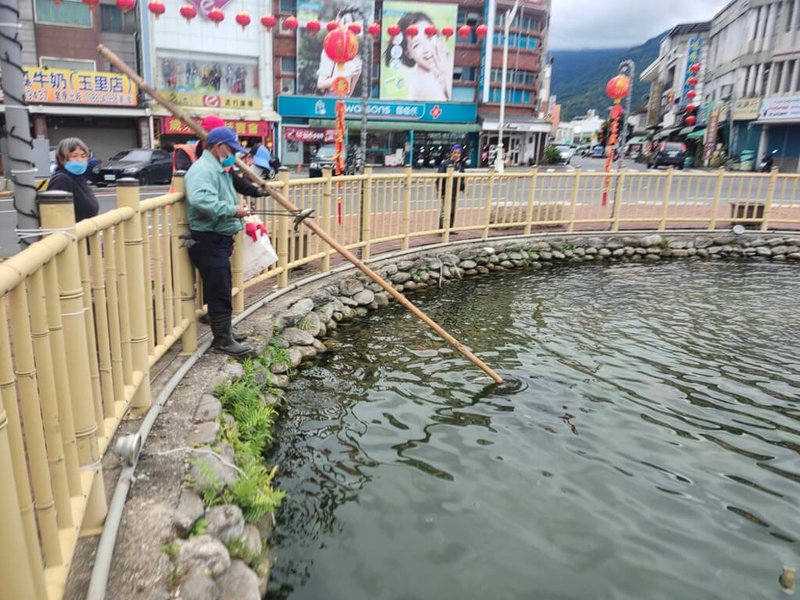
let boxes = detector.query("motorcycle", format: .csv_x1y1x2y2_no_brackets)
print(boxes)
760,149,778,172
415,147,428,169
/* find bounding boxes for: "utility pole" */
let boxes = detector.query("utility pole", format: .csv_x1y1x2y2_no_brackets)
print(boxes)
495,0,520,174
617,59,635,168
0,0,39,251
359,24,371,173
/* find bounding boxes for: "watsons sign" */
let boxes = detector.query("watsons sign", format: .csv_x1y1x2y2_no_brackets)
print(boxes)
278,96,477,123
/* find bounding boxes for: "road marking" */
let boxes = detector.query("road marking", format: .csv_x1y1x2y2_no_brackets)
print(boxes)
547,168,555,173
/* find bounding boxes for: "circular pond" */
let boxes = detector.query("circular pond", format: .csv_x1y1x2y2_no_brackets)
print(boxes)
266,260,800,600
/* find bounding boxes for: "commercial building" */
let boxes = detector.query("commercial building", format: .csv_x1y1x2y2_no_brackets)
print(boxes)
272,0,551,168
1,0,148,167
142,0,280,152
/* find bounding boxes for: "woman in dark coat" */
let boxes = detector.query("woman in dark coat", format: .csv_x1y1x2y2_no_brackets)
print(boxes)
47,137,99,222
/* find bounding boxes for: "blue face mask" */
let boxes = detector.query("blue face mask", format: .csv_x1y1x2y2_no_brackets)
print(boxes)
65,161,87,175
221,154,236,168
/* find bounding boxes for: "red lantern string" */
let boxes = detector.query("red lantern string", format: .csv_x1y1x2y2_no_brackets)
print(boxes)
180,3,196,22
207,7,224,24
441,26,454,39
116,0,134,13
283,15,299,30
387,24,400,37
457,25,471,38
348,23,361,35
368,22,381,36
260,14,276,30
235,11,251,30
475,24,487,38
327,20,339,31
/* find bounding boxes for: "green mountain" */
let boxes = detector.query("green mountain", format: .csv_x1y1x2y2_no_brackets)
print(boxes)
550,31,667,121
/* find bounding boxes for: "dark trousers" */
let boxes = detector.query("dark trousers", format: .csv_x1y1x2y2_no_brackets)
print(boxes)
187,230,233,320
438,190,459,229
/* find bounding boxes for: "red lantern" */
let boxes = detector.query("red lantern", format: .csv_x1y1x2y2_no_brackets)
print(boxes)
348,23,361,35
283,15,299,30
260,14,276,30
685,103,697,113
147,0,164,17
424,25,437,37
610,104,623,119
180,3,197,22
685,115,697,126
207,7,224,24
686,89,697,100
458,25,471,38
115,0,134,13
606,74,631,100
405,25,418,38
387,24,400,37
441,26,454,39
327,20,338,31
323,28,359,63
368,22,381,36
306,19,321,36
236,11,250,29
82,0,100,10
687,76,699,86
475,24,488,38
689,63,701,74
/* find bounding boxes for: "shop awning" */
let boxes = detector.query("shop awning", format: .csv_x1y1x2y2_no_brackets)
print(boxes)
626,136,647,145
686,128,706,140
309,119,481,132
678,126,696,135
654,127,679,140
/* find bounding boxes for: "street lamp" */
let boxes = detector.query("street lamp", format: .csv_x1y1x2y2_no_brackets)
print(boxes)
617,59,635,167
495,0,520,174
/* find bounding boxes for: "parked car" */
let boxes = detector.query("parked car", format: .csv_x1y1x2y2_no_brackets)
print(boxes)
92,148,173,186
577,143,592,157
648,142,687,170
309,144,359,177
555,144,575,164
590,145,605,158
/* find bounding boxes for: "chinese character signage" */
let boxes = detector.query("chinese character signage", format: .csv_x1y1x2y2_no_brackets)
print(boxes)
380,1,457,101
278,95,476,122
285,127,336,143
13,67,137,105
296,0,374,98
681,38,702,107
160,117,270,136
156,52,261,109
732,98,762,120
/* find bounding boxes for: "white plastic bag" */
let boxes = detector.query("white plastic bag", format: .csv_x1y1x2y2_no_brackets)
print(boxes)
241,216,278,280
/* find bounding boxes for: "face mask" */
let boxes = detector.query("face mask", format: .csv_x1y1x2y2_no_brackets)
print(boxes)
65,161,87,175
221,154,236,168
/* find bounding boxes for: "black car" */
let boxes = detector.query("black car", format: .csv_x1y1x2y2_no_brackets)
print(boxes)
309,144,358,178
648,142,687,169
93,148,173,186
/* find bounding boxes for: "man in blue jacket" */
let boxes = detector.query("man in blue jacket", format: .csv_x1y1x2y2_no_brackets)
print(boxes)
185,126,254,357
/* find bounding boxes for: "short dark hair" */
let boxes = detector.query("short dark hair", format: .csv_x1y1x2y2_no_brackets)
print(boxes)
383,12,434,68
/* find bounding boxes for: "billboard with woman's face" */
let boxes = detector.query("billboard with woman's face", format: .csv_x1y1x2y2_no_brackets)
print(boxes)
380,1,457,102
296,0,375,97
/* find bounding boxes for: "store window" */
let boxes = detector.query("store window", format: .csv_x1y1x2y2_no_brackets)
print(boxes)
280,78,296,94
451,86,475,102
281,57,296,74
100,4,136,33
40,57,95,71
279,0,295,13
35,0,91,27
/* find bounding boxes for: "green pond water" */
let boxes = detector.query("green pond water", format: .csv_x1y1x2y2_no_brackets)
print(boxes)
266,260,800,600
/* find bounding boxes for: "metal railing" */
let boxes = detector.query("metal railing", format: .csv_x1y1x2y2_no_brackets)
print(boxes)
0,166,799,599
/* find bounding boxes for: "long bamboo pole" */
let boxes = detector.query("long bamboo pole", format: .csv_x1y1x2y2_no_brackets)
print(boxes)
97,45,503,384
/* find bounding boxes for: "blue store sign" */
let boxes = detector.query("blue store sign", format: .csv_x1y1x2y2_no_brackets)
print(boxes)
278,96,477,123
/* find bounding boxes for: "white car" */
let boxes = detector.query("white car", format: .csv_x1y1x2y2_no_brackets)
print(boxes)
555,144,575,164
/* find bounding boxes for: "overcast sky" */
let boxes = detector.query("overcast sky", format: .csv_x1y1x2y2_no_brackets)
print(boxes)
548,0,729,50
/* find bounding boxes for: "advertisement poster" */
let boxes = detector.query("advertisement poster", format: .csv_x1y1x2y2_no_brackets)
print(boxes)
156,52,261,109
759,95,800,121
681,38,701,108
380,1,457,102
296,0,375,97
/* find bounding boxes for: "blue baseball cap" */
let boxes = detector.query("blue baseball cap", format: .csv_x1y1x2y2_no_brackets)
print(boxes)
451,144,463,152
253,145,271,168
206,127,247,154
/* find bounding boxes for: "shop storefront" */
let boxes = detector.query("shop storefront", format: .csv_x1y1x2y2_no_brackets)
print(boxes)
755,95,800,173
0,66,148,165
479,115,552,167
277,96,479,168
155,116,275,152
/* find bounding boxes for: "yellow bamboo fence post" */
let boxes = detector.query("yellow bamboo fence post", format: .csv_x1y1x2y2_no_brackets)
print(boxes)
442,165,454,242
0,300,47,600
761,167,778,231
321,166,333,272
90,231,116,419
482,169,494,239
361,166,373,261
277,169,290,287
117,179,153,412
78,232,104,436
0,389,42,599
100,228,126,403
524,167,538,234
171,173,198,355
139,202,156,354
567,167,581,233
402,166,412,250
38,190,107,533
660,167,674,231
43,260,81,495
27,268,73,530
708,168,724,230
611,167,626,231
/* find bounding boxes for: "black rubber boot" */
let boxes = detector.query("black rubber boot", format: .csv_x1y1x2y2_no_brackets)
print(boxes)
202,312,246,341
210,315,252,358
